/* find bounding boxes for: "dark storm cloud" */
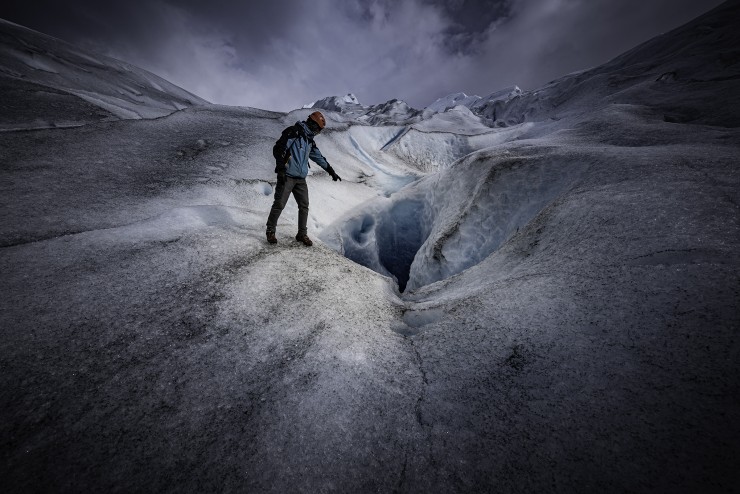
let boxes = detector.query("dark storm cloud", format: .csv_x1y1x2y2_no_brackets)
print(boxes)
1,0,725,111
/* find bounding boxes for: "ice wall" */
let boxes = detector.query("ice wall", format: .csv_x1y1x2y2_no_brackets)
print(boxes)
407,148,589,291
322,145,588,293
322,193,430,292
383,122,534,172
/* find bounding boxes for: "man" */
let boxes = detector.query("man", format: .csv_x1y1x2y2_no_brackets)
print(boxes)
266,111,341,246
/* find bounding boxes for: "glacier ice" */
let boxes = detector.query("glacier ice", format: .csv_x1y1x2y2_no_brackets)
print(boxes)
324,145,589,293
0,18,206,127
3,3,740,493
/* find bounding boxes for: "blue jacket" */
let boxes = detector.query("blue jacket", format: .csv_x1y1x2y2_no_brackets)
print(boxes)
281,121,330,179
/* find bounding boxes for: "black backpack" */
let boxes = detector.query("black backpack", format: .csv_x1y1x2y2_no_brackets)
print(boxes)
272,123,314,173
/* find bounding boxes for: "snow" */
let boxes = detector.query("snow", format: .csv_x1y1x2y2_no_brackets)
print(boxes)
2,2,740,492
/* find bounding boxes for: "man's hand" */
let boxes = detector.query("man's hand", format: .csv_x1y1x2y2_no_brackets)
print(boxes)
326,165,342,182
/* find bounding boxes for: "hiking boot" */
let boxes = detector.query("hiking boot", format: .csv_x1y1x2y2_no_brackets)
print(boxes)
295,234,313,246
266,231,277,244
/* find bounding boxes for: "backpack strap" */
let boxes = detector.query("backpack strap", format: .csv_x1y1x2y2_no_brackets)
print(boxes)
273,124,300,172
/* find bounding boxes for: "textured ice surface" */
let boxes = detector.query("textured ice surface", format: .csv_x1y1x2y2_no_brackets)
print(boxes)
322,143,589,292
406,150,581,290
2,3,740,493
383,119,535,172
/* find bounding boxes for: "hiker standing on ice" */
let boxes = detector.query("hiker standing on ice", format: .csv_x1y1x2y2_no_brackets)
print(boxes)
266,111,342,246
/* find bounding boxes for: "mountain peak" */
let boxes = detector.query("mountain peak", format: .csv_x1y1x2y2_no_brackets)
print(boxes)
302,94,421,125
423,92,481,115
304,93,363,113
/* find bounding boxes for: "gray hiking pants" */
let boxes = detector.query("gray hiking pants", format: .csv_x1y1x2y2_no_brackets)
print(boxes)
266,176,309,235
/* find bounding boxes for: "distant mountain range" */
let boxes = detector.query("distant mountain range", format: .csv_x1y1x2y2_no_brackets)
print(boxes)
302,86,523,126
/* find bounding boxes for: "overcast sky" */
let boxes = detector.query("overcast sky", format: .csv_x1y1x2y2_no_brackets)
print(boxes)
2,0,724,111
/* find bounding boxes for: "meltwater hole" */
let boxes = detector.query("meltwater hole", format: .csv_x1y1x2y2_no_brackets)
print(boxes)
341,198,428,292
377,200,427,292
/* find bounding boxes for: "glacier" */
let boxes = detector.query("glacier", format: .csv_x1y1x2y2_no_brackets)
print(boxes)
1,3,739,493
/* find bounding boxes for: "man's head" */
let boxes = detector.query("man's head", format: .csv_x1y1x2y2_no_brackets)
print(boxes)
306,111,326,133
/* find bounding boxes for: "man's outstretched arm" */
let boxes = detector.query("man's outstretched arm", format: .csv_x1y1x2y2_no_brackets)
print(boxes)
309,144,341,181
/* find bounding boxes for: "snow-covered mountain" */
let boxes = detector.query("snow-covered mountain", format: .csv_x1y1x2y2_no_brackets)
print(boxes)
2,2,739,493
0,18,206,130
305,92,421,125
420,86,522,118
467,85,523,122
305,87,523,127
482,13,740,128
303,93,364,114
423,91,482,114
